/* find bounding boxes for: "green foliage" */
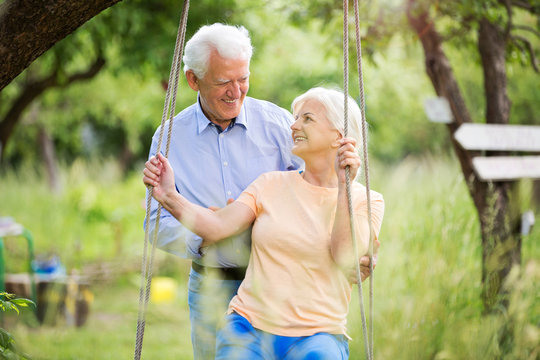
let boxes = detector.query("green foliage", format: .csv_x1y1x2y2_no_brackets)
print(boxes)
0,293,35,316
106,0,237,75
422,0,540,71
0,293,34,360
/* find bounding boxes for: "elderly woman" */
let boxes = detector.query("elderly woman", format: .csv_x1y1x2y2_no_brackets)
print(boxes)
143,87,384,359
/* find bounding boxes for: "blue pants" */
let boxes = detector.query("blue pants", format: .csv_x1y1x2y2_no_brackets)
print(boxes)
215,312,349,360
187,268,242,360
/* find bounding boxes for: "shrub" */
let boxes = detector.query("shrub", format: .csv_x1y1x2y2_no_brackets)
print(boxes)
0,292,35,360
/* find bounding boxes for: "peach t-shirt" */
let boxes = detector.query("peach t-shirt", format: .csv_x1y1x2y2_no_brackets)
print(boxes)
229,171,384,337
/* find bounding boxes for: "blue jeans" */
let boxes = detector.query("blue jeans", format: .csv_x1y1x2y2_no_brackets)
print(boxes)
215,313,349,360
187,268,243,360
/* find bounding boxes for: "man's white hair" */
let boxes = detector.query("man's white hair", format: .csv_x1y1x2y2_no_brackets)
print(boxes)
183,23,253,78
292,87,364,150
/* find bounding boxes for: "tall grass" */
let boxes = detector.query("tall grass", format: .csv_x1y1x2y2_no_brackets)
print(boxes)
1,156,538,359
0,159,145,271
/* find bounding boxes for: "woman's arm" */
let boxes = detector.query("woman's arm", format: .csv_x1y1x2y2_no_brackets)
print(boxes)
143,153,256,245
330,138,370,271
331,187,371,271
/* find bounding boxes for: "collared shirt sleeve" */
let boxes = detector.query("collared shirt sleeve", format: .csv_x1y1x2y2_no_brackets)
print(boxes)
144,199,203,260
143,126,202,260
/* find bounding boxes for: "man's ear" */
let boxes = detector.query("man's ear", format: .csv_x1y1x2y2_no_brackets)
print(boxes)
185,70,199,91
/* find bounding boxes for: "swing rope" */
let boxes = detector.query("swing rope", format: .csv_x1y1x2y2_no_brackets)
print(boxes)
134,1,190,359
353,1,376,358
343,0,375,359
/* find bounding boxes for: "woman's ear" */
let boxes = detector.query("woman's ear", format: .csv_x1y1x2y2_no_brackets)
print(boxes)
331,131,343,148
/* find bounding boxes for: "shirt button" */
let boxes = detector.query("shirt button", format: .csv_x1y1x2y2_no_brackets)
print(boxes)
219,134,224,138
227,191,232,196
224,161,228,166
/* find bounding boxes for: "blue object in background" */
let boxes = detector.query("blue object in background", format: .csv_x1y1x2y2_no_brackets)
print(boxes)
32,255,66,279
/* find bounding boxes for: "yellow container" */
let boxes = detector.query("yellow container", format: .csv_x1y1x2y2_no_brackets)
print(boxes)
150,276,178,304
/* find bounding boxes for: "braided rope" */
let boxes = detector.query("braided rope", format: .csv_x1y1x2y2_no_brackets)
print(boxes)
343,1,371,359
352,2,376,358
134,1,190,359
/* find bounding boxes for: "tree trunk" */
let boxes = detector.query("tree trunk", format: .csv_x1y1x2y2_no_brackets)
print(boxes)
407,1,521,313
0,0,121,91
477,18,521,312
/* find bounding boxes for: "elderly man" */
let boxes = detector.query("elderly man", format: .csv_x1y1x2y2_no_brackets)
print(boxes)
145,23,374,359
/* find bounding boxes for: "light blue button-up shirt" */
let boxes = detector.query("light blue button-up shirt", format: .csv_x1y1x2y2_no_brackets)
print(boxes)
146,96,303,268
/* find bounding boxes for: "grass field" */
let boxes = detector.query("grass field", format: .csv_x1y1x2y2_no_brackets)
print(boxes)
1,156,538,359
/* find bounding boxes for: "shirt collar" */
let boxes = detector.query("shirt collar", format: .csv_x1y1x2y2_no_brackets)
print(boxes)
196,94,248,135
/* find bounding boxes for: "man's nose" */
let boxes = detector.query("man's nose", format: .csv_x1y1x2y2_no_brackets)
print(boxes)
227,82,241,98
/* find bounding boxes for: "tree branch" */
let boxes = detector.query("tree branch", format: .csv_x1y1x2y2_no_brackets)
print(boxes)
511,34,540,72
499,0,513,38
511,0,534,11
440,22,474,42
0,0,122,91
0,56,106,160
512,24,540,39
62,57,106,87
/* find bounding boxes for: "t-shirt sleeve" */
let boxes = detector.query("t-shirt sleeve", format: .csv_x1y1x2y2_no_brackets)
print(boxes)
236,173,269,216
354,189,385,240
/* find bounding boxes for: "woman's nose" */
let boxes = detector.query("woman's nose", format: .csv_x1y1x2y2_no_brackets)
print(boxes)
290,118,301,130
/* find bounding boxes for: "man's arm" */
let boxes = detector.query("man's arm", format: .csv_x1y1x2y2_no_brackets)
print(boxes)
144,197,204,259
144,127,204,259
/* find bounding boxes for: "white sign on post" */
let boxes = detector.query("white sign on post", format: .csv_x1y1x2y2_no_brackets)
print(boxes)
454,123,540,152
424,97,453,123
472,156,540,181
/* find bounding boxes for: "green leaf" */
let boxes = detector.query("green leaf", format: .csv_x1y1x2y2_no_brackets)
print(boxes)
0,328,14,349
0,293,15,302
7,303,19,315
10,299,35,309
0,293,35,316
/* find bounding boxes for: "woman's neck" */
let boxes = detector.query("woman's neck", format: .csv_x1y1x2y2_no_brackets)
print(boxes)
301,153,338,188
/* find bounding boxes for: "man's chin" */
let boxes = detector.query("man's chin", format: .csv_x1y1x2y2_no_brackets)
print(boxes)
220,109,242,120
